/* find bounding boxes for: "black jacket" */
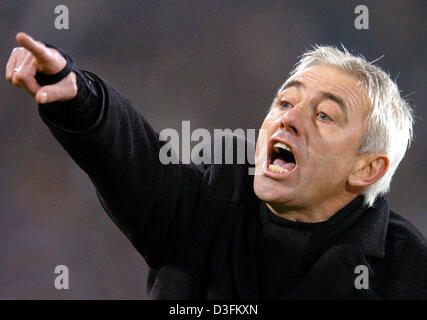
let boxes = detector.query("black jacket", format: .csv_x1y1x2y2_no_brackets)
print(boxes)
38,70,427,299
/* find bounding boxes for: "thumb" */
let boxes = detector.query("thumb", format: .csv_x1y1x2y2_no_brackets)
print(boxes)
35,73,78,104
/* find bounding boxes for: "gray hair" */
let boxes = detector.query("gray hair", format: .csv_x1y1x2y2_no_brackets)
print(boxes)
279,45,414,207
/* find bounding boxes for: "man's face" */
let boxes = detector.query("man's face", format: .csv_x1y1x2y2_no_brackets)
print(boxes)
253,64,369,214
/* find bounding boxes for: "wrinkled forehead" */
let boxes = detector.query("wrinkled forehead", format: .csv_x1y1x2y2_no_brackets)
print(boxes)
277,65,370,115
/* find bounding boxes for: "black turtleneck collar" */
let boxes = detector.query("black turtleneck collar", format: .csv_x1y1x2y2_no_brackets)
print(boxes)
256,195,367,299
263,194,365,229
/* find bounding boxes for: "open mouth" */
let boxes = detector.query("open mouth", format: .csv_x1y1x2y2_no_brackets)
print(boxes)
267,142,297,174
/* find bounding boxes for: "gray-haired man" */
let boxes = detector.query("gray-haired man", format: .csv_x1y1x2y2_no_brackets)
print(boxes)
6,32,426,299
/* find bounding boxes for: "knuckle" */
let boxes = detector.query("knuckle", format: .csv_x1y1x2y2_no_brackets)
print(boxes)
11,76,20,86
46,50,55,60
14,72,25,81
17,47,26,55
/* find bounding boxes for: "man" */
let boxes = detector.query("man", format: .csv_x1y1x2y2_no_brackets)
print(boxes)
6,32,427,299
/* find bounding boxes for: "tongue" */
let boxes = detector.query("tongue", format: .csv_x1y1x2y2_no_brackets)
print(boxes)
272,158,296,171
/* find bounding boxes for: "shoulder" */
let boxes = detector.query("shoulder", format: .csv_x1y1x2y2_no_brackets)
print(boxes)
381,209,427,297
200,132,258,205
205,130,256,180
386,210,427,252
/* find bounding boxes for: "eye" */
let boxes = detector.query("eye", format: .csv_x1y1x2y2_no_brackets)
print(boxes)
317,112,331,121
280,101,292,109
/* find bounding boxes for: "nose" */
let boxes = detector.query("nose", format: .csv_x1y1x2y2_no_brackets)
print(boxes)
280,104,304,136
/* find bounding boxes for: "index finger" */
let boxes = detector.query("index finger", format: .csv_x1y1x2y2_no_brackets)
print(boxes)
16,32,48,61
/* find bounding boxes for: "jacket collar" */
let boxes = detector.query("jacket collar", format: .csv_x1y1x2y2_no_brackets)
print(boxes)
230,194,390,299
281,196,391,299
352,196,390,258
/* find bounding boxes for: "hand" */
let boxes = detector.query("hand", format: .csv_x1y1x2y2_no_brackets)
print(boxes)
5,32,77,104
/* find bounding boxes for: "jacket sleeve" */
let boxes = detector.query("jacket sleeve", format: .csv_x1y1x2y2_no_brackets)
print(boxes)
38,69,205,266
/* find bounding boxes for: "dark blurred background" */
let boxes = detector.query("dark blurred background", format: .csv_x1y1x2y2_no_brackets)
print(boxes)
0,0,425,299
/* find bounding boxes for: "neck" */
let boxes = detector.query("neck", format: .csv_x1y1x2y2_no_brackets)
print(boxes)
266,193,359,223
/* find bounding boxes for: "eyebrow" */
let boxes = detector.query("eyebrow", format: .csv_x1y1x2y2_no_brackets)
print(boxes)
281,79,305,91
320,91,348,121
279,79,348,121
320,92,348,122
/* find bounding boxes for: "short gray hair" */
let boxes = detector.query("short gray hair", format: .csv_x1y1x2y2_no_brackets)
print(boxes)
279,45,414,207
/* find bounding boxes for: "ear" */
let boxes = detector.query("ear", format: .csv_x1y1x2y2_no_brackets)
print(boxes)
348,153,389,188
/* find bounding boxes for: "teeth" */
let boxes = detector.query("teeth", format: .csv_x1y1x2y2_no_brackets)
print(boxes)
268,164,289,174
273,142,291,153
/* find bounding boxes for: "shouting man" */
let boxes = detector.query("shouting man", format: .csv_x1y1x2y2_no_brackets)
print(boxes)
6,32,427,299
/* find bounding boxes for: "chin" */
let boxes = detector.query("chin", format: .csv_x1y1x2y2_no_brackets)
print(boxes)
253,175,293,204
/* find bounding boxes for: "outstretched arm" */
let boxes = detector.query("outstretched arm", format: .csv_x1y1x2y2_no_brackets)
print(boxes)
5,33,205,266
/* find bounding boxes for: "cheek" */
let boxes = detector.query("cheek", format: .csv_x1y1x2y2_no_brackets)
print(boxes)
314,126,361,157
307,142,356,179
